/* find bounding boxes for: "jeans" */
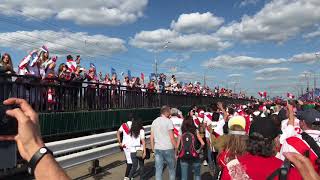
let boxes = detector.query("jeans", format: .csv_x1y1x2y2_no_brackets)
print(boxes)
155,149,176,180
180,159,201,180
128,152,144,180
207,144,214,169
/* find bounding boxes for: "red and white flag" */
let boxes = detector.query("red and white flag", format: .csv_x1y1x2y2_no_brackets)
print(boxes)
66,59,77,73
287,92,295,99
258,91,267,98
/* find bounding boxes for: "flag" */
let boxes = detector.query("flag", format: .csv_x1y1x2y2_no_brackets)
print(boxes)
127,70,132,79
287,92,295,99
28,50,39,67
66,58,77,73
111,67,117,75
149,73,156,81
90,63,96,70
258,91,267,98
141,73,145,80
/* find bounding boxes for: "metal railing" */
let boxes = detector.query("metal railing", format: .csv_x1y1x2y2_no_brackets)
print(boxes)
0,74,252,112
47,125,151,169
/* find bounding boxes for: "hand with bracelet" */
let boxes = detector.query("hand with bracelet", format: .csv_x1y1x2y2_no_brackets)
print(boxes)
0,98,70,180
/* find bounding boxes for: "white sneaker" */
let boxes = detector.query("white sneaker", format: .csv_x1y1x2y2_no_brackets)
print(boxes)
203,160,208,166
124,177,130,180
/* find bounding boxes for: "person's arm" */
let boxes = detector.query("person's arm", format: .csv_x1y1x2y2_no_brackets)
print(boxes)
284,152,319,180
116,129,122,147
218,102,228,121
150,128,155,152
196,132,205,147
287,103,295,127
169,130,176,149
2,98,70,180
140,130,146,159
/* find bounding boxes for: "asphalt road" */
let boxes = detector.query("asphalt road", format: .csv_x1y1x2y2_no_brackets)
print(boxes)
66,151,215,180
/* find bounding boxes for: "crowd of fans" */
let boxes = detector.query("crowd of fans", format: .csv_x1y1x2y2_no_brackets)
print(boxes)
0,46,246,101
116,100,320,180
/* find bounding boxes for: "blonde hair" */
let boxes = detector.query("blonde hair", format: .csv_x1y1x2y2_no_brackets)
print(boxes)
223,125,248,161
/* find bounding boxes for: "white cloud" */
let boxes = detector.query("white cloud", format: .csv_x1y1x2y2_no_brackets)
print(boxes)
163,58,178,64
202,55,285,68
228,74,243,78
289,52,319,64
239,0,259,7
303,28,320,39
170,12,224,34
254,67,290,75
0,30,126,57
216,0,320,42
130,29,231,52
0,0,148,26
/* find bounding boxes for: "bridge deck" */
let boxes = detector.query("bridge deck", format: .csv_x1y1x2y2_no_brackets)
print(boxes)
66,151,214,180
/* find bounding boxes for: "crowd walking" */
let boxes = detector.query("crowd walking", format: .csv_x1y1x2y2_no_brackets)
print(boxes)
116,99,320,180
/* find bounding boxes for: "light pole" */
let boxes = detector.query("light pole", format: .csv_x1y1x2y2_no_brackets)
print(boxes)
153,41,170,83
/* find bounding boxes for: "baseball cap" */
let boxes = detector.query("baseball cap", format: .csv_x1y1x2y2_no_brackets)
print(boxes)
249,117,280,140
296,109,320,124
228,116,246,130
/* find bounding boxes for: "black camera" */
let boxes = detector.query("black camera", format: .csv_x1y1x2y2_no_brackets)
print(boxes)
0,105,18,136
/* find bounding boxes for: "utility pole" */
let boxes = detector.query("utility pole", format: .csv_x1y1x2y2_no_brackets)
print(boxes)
314,72,316,91
304,72,310,92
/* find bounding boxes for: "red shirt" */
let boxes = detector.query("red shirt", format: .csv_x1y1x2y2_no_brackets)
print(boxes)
221,154,302,180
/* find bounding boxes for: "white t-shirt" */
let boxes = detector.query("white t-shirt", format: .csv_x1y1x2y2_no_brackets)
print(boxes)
171,116,183,138
118,121,132,147
280,119,301,144
129,129,145,152
204,112,213,138
151,116,174,150
213,114,225,136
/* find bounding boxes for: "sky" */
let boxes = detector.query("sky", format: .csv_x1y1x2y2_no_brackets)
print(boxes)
0,0,320,98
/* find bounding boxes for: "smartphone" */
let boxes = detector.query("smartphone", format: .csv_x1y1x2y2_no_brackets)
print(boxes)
0,105,18,136
0,105,18,169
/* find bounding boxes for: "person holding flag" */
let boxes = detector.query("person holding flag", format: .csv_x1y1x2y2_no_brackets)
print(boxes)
18,45,49,77
66,55,77,73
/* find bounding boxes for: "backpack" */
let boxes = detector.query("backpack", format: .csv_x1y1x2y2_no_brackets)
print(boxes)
178,132,199,160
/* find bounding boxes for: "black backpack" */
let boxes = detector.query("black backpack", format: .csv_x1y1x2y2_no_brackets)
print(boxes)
178,132,199,160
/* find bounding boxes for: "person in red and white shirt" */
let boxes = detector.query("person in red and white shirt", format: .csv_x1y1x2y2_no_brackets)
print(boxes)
170,108,184,138
280,105,320,173
117,115,133,179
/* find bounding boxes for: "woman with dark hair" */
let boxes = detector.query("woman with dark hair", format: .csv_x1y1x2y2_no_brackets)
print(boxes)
0,53,14,74
176,116,205,180
0,53,15,102
221,117,301,179
128,119,146,180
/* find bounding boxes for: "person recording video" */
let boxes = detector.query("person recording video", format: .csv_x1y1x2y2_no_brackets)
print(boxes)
0,98,70,180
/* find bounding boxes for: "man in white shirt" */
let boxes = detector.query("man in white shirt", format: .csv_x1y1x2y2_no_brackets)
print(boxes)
151,106,176,180
280,106,320,173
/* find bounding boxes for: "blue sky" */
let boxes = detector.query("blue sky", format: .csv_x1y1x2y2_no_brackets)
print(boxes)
0,0,319,97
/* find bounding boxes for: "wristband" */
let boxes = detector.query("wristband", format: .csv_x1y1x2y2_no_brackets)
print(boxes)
27,147,53,175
